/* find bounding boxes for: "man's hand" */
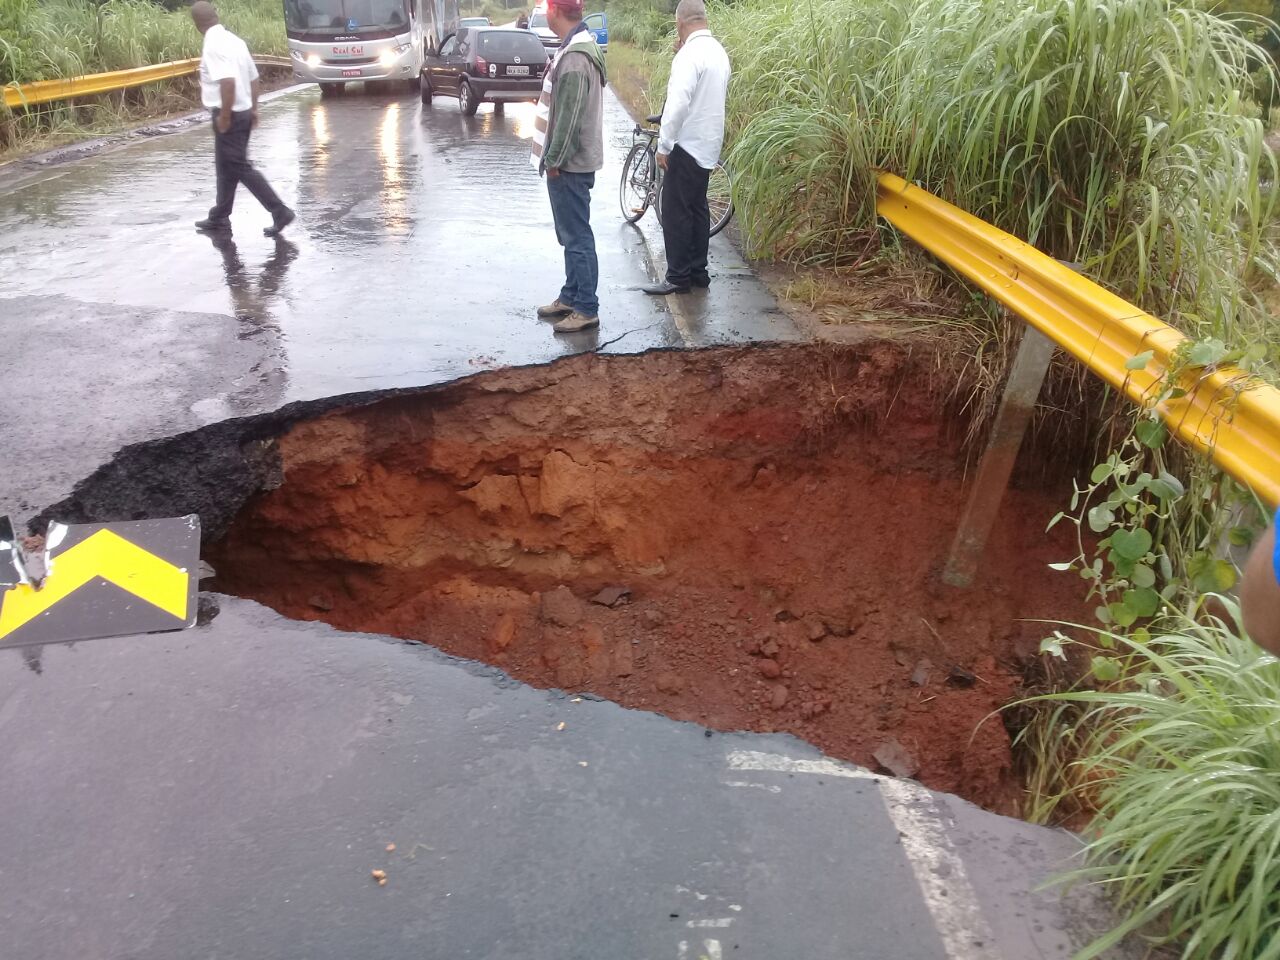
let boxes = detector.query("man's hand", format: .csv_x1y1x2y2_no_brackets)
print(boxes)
251,107,260,128
656,152,669,170
546,166,560,178
215,111,232,134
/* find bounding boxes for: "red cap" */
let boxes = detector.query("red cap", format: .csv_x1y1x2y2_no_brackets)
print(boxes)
548,0,583,13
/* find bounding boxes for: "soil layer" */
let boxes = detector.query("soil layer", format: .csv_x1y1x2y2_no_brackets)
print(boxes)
211,343,1085,815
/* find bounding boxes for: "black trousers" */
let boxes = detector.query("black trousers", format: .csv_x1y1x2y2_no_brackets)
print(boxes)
660,145,711,287
209,109,285,222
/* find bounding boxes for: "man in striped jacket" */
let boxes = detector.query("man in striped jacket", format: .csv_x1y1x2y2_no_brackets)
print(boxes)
529,0,607,333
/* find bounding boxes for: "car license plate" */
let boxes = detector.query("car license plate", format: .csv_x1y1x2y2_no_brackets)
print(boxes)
507,65,529,76
341,68,361,77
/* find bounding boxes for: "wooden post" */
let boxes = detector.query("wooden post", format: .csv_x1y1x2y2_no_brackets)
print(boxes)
942,327,1057,588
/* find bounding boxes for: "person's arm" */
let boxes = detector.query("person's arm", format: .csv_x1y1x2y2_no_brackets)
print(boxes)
251,78,262,126
542,59,589,173
217,77,235,131
1241,521,1280,655
657,47,697,163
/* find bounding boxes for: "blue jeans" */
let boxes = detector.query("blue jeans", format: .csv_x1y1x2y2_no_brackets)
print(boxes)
547,171,598,316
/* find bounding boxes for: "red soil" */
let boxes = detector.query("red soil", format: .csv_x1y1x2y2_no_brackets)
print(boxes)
211,343,1086,815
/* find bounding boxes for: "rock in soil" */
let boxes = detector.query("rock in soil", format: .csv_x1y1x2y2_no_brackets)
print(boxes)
770,685,790,710
590,585,632,608
873,738,920,779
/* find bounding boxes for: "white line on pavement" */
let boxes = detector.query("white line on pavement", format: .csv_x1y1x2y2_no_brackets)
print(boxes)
726,749,1001,960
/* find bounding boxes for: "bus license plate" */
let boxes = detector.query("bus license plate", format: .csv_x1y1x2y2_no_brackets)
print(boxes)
507,65,529,76
341,68,361,77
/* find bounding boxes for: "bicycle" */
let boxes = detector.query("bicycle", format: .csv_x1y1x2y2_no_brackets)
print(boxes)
619,114,734,237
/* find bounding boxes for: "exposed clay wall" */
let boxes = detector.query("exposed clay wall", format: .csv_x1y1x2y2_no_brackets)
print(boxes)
211,343,1086,814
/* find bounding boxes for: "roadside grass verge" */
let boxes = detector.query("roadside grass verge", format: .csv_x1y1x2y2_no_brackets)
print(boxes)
1022,605,1280,959
1,0,286,151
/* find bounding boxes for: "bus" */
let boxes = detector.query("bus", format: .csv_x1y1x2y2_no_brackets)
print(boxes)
284,0,459,95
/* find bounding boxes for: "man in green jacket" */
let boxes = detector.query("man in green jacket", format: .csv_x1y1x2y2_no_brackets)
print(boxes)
530,0,607,333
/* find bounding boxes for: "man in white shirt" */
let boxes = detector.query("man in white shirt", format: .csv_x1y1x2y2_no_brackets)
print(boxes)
191,1,294,236
642,0,730,296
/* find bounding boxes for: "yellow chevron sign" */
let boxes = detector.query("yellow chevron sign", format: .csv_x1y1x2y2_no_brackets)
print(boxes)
0,517,199,647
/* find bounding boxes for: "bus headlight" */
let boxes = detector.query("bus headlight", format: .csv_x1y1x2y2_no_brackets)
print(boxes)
379,49,398,68
306,54,322,68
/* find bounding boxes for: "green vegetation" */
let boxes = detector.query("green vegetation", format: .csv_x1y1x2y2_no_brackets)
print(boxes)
0,0,285,152
1030,604,1280,960
719,0,1277,356
1,0,285,85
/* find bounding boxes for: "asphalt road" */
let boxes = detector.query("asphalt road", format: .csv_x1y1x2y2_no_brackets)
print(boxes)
0,85,1131,960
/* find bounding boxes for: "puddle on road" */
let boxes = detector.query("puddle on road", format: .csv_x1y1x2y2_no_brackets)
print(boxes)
198,342,1085,815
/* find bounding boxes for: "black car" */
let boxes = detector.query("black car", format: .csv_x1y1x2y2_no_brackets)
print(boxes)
420,27,548,116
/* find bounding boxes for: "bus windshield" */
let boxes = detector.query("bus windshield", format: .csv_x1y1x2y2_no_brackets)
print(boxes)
284,0,409,33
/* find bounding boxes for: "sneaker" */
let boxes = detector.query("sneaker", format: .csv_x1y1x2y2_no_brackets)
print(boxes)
536,299,574,318
195,217,231,233
264,207,296,237
553,312,599,333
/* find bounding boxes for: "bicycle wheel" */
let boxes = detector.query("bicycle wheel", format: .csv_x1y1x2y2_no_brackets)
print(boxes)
619,142,655,224
708,161,734,237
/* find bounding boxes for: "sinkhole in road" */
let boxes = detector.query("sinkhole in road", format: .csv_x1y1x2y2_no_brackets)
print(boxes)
209,342,1085,814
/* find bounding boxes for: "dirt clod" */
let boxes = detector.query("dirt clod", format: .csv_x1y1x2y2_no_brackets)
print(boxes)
541,586,584,627
655,671,686,695
770,685,790,710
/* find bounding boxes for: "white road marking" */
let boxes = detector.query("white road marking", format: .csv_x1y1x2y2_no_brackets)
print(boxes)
703,939,723,960
724,779,782,793
677,940,688,960
727,749,881,783
686,918,733,928
725,749,1001,960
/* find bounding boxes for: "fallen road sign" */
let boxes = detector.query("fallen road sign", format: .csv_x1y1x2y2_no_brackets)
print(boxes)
0,516,199,648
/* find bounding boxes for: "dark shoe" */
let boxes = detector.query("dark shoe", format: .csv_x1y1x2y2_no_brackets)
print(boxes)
195,217,231,233
264,207,296,236
642,281,690,296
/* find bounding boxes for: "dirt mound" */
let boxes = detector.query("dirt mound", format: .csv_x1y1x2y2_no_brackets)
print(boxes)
211,343,1085,815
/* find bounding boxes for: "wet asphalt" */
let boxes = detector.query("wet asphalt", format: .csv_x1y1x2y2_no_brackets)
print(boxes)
0,86,1130,959
0,87,792,520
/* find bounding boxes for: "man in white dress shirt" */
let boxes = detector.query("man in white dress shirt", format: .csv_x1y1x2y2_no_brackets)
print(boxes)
642,0,730,296
191,1,294,236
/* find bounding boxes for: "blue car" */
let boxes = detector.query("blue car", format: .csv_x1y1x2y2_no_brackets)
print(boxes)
585,11,608,51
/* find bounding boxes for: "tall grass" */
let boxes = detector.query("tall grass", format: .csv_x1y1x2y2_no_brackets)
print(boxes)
717,0,1279,356
1,0,285,152
1026,604,1280,959
1,0,286,86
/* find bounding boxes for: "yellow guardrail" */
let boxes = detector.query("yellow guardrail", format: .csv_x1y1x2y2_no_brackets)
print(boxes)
3,56,294,110
876,171,1280,510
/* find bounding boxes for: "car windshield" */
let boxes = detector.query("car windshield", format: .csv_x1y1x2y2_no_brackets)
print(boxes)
528,11,547,27
284,0,409,33
478,31,547,58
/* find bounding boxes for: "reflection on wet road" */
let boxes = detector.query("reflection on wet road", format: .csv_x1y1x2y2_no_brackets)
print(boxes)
0,87,794,518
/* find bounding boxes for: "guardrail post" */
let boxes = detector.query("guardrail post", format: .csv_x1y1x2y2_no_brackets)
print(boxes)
942,327,1057,588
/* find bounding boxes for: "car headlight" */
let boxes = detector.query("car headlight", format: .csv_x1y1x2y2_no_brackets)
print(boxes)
305,54,321,68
